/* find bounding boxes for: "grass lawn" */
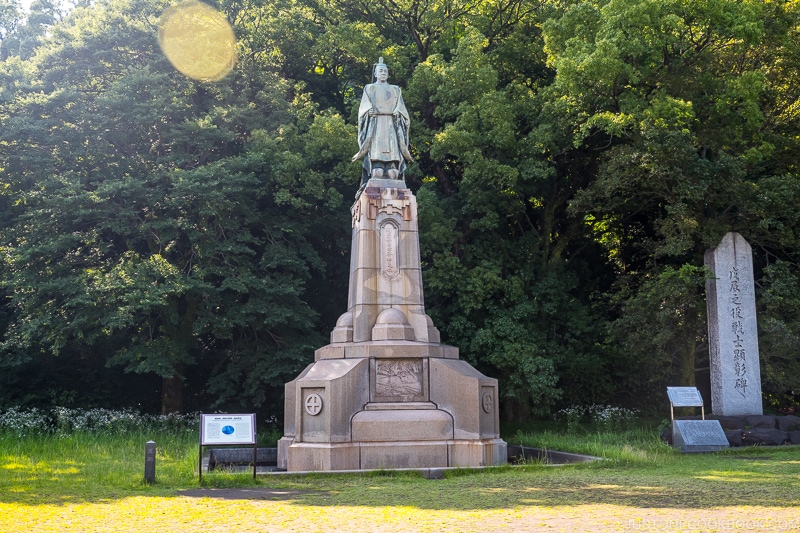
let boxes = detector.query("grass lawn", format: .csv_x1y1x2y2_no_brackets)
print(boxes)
1,428,799,532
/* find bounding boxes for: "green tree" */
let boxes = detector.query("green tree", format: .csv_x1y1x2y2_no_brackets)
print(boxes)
0,0,22,60
543,0,800,408
0,0,349,413
406,25,615,418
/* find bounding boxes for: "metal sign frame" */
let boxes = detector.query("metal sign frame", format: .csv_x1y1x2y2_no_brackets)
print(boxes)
198,413,257,482
666,387,705,421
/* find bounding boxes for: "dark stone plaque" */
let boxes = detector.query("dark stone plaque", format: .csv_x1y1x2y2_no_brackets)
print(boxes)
672,420,730,453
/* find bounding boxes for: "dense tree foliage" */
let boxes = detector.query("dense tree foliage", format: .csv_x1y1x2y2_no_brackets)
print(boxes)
0,0,353,414
1,0,798,418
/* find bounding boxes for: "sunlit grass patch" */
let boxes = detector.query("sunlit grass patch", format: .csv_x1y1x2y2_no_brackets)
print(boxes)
2,461,28,470
1,415,800,532
695,470,777,482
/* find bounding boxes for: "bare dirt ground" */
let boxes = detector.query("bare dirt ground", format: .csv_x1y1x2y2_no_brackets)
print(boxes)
8,491,793,533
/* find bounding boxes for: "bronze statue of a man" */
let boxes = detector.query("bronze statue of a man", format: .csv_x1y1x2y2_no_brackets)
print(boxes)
352,58,413,187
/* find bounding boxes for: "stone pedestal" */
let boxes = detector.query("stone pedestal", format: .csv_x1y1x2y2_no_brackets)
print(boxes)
278,178,506,471
704,232,763,416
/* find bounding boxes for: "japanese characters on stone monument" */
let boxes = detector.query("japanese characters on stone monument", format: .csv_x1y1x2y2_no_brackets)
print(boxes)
277,59,506,471
704,232,763,416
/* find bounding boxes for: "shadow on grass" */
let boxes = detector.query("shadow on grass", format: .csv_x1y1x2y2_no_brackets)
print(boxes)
276,458,800,511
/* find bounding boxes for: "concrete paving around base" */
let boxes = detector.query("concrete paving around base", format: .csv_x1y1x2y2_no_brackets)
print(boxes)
178,488,326,500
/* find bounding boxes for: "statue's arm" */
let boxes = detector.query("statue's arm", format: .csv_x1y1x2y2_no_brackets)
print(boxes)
392,87,410,123
353,88,374,161
357,85,374,121
391,88,413,162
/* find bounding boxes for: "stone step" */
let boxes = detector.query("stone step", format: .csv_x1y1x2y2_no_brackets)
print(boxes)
352,409,453,441
363,401,437,410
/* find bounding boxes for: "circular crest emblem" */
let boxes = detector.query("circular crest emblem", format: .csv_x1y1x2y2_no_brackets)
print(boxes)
481,392,494,414
304,393,323,416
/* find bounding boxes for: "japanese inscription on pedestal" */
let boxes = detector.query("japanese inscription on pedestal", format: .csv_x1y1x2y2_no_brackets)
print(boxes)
381,222,400,280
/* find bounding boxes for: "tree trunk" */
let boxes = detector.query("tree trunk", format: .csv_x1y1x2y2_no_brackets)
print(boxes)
161,375,184,414
502,396,531,423
680,340,696,387
160,296,198,414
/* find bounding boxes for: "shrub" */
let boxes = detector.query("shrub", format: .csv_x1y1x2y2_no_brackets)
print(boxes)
0,406,199,437
555,404,639,432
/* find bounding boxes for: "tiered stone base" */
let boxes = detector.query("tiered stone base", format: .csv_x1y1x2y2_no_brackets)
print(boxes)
280,438,507,471
278,342,507,471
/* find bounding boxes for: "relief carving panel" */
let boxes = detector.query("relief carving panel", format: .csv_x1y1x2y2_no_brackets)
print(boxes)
373,359,426,402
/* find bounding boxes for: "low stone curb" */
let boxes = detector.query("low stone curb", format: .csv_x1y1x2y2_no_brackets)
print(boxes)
202,444,603,478
268,465,490,479
506,444,603,464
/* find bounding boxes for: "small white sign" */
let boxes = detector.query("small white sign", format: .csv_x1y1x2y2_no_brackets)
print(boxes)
200,414,256,445
667,387,704,407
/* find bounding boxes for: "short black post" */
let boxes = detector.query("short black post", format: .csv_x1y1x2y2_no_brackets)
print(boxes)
145,441,156,484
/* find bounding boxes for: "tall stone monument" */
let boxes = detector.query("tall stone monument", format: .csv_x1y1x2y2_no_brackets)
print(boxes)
277,59,507,471
704,232,763,416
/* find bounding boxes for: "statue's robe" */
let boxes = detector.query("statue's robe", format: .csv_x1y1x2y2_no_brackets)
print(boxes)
356,82,411,184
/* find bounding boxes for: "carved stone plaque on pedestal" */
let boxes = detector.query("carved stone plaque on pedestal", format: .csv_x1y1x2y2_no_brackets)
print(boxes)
672,420,730,453
372,358,427,403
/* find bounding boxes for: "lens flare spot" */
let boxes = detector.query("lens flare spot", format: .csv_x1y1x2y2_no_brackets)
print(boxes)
158,1,236,81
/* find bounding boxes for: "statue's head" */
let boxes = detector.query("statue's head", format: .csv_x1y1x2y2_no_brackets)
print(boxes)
373,57,389,82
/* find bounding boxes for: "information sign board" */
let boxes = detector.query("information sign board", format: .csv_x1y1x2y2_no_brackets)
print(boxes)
200,414,256,446
667,387,704,407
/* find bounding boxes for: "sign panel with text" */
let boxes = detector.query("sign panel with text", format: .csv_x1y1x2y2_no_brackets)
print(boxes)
667,387,704,407
200,414,256,445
